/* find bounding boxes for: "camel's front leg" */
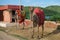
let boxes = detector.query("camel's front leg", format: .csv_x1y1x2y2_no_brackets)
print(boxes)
41,24,44,38
37,25,40,39
32,27,34,38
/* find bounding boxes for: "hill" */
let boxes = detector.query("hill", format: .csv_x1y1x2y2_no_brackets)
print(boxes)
46,5,60,13
44,6,60,21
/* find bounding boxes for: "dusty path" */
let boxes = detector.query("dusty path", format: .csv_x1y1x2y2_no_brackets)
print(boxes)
40,30,60,40
0,21,60,40
0,31,19,40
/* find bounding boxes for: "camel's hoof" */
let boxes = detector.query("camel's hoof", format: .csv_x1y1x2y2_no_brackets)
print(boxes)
31,35,34,38
37,36,40,39
22,28,24,30
41,36,44,38
21,28,24,30
41,34,44,38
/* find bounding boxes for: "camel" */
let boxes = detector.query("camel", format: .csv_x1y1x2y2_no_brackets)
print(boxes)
29,7,45,39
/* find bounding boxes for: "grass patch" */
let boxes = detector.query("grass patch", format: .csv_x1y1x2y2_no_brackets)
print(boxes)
0,27,6,32
10,34,28,40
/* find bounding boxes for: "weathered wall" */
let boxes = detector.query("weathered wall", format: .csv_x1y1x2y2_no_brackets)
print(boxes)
3,10,12,23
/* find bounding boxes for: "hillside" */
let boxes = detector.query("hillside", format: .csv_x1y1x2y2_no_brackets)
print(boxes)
44,6,60,21
46,5,60,13
44,6,60,16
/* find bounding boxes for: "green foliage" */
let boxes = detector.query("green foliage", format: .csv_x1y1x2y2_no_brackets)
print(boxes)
44,6,60,21
24,7,30,19
46,6,60,13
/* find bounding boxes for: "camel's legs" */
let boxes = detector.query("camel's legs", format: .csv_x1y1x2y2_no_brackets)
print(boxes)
41,24,44,38
37,25,40,39
32,27,34,38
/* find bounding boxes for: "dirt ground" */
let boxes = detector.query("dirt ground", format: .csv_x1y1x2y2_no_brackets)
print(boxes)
0,21,60,40
0,31,19,40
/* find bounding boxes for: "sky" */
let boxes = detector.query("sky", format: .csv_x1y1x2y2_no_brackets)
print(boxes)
0,0,60,7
